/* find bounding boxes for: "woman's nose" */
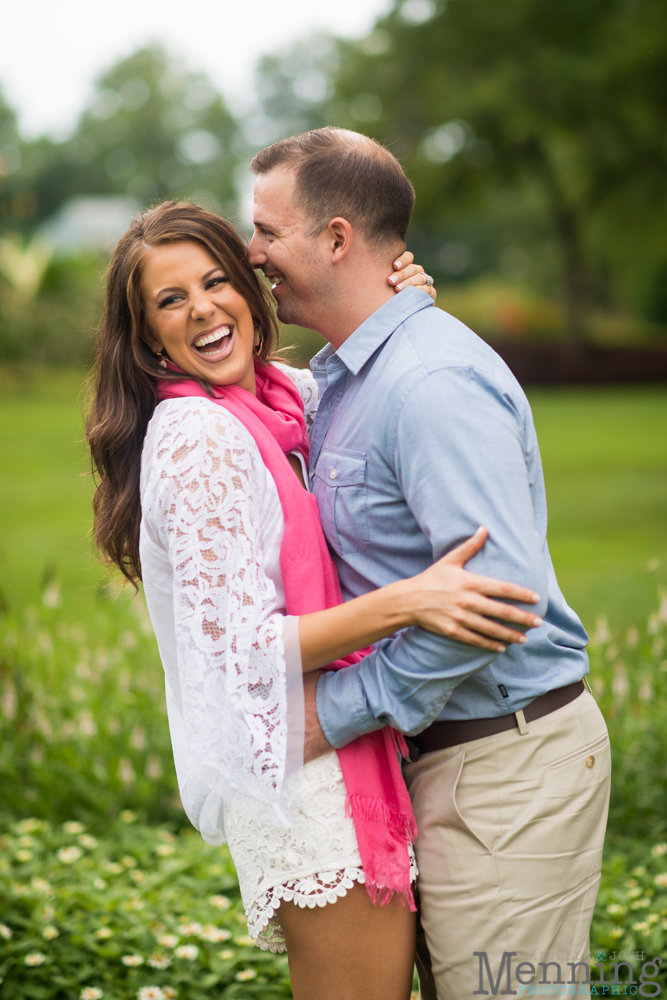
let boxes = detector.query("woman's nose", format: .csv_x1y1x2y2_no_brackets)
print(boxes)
190,293,215,320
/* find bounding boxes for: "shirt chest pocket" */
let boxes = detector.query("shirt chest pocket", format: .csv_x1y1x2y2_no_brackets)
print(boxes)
314,450,370,556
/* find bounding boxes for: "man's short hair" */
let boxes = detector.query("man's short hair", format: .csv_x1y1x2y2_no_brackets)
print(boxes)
250,127,415,250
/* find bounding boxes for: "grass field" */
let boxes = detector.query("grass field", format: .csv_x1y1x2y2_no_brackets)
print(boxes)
0,368,665,632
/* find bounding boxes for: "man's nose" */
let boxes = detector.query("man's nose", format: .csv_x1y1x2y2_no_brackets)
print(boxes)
247,232,267,267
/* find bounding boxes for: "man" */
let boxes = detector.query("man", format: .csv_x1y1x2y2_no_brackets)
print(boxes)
247,127,610,999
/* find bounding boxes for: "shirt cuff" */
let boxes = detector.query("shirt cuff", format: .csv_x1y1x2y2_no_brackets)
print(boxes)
316,665,384,749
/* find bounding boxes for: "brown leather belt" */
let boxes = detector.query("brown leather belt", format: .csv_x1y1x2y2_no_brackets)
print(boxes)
407,680,585,761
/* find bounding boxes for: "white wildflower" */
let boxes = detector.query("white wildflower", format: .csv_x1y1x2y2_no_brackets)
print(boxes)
148,953,171,969
43,925,59,939
79,834,98,849
209,895,230,910
652,843,667,857
121,954,144,967
121,855,137,868
174,944,198,960
0,924,12,940
120,810,137,823
95,927,113,939
63,821,85,835
177,922,202,936
57,846,83,864
156,844,175,857
655,873,667,887
15,850,33,862
219,948,235,960
31,877,52,894
162,989,177,1000
235,969,257,981
93,878,107,890
200,925,230,942
632,921,650,934
80,989,104,1000
130,870,147,884
25,953,47,966
157,934,179,948
607,903,627,916
137,989,165,1000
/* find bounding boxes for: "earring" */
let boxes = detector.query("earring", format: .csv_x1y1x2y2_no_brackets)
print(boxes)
156,350,168,369
253,322,262,350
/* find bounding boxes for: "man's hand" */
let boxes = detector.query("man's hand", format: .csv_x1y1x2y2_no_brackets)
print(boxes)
303,671,334,764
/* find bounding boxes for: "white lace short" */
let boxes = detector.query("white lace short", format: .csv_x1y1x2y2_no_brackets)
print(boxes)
224,751,417,953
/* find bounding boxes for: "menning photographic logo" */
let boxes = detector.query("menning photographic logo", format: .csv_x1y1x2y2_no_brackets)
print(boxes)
472,951,663,996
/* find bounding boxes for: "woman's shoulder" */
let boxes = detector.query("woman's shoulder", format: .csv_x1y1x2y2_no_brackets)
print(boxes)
142,397,264,486
272,361,320,429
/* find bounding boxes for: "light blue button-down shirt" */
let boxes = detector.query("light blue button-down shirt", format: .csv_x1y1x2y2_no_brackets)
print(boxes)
309,287,589,749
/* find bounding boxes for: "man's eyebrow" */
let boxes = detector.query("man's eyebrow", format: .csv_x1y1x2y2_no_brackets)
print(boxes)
253,219,277,234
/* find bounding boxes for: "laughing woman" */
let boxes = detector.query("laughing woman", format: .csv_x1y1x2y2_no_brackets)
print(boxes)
86,201,540,1000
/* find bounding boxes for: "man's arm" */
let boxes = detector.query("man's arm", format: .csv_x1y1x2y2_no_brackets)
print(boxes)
315,365,549,748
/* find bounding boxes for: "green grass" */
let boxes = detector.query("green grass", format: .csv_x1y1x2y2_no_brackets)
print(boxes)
0,369,665,632
529,386,667,632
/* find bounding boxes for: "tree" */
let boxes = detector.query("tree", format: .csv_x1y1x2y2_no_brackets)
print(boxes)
255,0,667,345
1,46,240,235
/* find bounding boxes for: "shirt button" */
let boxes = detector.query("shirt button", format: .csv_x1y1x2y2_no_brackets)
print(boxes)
329,469,337,480
586,755,595,769
309,470,315,479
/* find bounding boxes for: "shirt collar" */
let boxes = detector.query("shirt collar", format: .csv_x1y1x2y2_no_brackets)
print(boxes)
310,287,434,377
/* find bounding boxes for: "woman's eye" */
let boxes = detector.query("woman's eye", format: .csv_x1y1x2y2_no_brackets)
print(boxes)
206,277,228,290
157,295,182,309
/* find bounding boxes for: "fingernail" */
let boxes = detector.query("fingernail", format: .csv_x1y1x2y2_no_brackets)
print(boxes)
389,275,398,284
475,526,484,535
531,593,541,603
518,636,527,644
395,282,404,291
533,617,543,627
497,644,506,653
394,259,403,268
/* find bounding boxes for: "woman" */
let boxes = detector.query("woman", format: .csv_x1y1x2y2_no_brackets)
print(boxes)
86,201,541,1000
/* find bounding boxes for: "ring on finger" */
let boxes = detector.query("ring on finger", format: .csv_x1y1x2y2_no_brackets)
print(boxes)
423,274,434,287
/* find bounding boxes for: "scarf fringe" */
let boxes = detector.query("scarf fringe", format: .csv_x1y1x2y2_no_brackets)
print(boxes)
364,878,417,912
345,793,418,841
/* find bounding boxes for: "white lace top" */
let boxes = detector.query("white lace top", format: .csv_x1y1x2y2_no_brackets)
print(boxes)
139,364,374,951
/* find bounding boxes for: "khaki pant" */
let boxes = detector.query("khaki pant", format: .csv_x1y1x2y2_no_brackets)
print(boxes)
403,691,610,1000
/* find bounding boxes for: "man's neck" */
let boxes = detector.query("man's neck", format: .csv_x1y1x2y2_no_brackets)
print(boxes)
318,282,395,351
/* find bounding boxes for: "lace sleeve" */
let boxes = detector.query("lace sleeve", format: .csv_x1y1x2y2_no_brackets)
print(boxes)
143,398,298,816
273,362,320,432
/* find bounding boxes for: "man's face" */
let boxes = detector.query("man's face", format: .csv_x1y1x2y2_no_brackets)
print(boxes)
248,167,332,328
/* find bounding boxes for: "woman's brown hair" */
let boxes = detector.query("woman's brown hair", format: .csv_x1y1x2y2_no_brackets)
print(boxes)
86,200,280,588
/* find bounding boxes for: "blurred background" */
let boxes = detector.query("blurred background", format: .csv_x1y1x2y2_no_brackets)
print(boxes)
1,0,665,632
0,4,666,992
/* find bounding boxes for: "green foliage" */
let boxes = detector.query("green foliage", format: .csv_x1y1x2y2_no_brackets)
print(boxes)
588,589,667,840
0,251,103,365
255,0,667,341
0,814,291,999
0,598,179,827
594,840,667,988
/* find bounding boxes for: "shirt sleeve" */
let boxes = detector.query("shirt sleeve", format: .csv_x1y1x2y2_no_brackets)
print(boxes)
143,399,302,806
316,365,549,746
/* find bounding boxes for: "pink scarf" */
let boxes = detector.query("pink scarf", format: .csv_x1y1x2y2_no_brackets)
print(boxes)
158,360,417,907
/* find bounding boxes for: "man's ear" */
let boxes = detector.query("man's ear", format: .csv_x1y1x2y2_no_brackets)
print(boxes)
327,217,354,263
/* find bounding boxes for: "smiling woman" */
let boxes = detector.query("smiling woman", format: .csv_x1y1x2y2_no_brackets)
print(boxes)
142,242,259,394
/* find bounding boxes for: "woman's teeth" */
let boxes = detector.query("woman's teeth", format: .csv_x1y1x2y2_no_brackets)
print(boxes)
193,326,232,353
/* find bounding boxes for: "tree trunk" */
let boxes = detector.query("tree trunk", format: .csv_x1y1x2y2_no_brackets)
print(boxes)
552,202,591,352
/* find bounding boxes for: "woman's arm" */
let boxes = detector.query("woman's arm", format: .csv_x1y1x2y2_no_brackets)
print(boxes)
298,528,542,672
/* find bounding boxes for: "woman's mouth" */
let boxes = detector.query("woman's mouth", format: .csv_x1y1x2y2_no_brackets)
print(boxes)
192,324,235,362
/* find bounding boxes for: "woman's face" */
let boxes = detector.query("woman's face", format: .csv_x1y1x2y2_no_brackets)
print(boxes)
142,241,257,394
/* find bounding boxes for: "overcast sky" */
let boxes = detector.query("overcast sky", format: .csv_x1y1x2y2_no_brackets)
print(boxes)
0,0,391,138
